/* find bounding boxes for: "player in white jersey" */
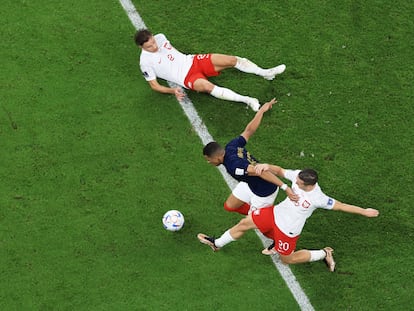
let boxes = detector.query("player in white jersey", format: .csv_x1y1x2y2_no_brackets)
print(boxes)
198,165,379,272
134,29,286,112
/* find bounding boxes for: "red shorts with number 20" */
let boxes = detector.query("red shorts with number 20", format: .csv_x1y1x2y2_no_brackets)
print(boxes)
184,54,220,90
251,206,299,256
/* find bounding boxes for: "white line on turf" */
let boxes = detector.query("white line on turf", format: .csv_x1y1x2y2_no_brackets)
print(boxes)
118,1,314,310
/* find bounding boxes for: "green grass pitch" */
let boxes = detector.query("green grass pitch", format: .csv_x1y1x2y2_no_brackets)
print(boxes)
1,0,413,310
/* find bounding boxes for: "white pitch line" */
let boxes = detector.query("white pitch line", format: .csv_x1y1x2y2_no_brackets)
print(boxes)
118,1,314,310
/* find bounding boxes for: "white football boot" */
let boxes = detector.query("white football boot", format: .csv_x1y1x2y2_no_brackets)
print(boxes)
263,64,286,80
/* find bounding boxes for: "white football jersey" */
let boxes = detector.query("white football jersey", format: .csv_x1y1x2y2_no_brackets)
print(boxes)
274,170,336,237
139,34,194,87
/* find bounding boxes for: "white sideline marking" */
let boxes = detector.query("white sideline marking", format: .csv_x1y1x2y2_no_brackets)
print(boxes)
118,1,314,310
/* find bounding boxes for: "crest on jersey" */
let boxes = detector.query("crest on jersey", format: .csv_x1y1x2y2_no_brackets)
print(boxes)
327,198,334,207
302,200,311,208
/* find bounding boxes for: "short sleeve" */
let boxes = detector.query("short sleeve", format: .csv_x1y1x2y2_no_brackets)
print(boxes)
226,154,249,176
233,136,247,148
315,192,336,210
140,63,156,81
139,33,168,81
284,169,300,183
224,136,249,177
156,33,167,42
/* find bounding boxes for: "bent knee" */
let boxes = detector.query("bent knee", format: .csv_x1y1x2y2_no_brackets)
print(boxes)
193,79,214,93
238,215,256,229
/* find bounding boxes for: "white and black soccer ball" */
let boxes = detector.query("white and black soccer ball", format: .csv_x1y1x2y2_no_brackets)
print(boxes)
162,210,185,231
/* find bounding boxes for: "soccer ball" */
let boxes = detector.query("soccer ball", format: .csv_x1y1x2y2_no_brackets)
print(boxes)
162,210,185,231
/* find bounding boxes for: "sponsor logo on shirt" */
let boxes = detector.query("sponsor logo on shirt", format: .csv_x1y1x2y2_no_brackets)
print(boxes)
235,168,244,176
142,71,149,78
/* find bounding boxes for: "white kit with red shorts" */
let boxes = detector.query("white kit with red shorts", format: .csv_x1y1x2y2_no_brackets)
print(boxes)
252,170,336,255
139,34,219,89
140,34,193,87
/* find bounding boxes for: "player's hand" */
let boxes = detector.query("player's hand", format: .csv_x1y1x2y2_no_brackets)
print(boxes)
286,188,299,202
174,88,185,100
363,208,379,217
255,163,270,175
259,98,277,113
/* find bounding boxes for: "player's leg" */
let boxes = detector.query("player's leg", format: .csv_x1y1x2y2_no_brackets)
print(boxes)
263,228,333,268
211,54,286,80
224,194,251,215
192,78,260,111
279,250,312,264
250,188,279,212
209,54,237,71
262,230,333,267
227,214,257,240
279,248,336,272
197,214,257,251
224,182,253,215
212,215,257,248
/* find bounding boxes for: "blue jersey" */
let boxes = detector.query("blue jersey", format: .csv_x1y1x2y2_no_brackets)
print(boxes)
223,136,277,197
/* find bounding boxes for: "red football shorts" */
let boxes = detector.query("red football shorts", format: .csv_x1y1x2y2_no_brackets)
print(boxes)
184,54,220,90
251,206,299,256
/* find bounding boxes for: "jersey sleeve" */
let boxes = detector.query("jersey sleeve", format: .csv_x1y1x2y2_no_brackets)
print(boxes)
139,33,168,81
226,136,247,150
225,136,249,176
156,33,167,42
227,155,249,176
315,192,336,210
140,62,156,81
284,169,300,184
231,136,247,148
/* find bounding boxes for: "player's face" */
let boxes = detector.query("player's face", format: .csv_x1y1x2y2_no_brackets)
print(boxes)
204,155,221,166
296,177,315,191
295,177,306,190
141,36,159,53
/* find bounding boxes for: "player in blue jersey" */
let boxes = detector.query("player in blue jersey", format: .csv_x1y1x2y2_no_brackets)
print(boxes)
203,98,298,215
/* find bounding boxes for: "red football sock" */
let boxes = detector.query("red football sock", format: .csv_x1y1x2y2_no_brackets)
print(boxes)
224,202,251,215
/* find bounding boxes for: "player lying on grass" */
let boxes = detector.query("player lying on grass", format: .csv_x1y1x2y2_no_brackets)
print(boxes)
203,99,298,216
135,29,286,111
198,165,379,272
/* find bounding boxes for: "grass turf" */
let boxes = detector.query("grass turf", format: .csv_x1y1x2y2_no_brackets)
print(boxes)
1,0,413,310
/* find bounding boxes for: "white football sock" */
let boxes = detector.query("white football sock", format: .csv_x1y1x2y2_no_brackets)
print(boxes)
309,250,326,262
210,85,250,104
235,56,267,76
215,230,236,248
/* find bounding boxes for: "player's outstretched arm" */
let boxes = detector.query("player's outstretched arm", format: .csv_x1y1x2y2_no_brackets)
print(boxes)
247,164,299,202
241,98,276,141
332,201,379,217
148,79,185,100
255,163,285,177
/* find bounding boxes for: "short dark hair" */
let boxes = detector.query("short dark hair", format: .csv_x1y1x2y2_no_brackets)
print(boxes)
203,142,223,157
134,29,153,46
298,169,318,185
